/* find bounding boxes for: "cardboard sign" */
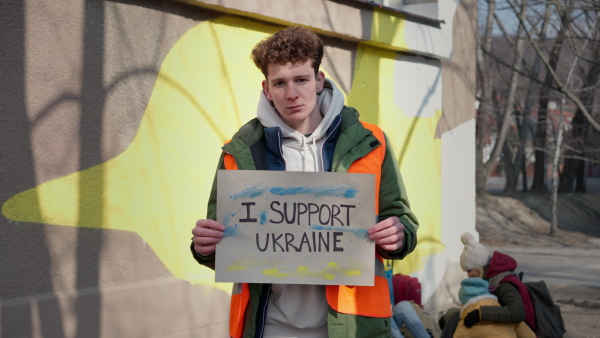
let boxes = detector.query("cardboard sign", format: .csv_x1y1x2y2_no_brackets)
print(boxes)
215,170,376,286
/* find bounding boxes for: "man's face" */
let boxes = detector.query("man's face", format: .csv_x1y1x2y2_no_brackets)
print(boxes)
262,60,325,133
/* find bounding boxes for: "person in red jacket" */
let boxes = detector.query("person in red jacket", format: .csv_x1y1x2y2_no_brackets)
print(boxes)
439,232,534,337
453,277,535,338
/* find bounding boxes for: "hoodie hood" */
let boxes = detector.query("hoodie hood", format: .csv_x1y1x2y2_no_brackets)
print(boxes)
255,78,345,172
487,251,518,279
256,78,344,142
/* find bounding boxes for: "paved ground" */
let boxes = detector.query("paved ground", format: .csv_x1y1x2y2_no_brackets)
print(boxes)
490,246,600,288
546,285,600,338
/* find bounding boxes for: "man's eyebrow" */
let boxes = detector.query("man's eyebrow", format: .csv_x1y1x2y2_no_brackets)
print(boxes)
270,73,311,84
271,73,310,82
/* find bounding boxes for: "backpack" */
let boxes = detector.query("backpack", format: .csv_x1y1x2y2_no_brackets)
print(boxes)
392,274,422,307
524,280,566,338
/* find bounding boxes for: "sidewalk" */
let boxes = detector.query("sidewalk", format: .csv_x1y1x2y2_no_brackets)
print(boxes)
549,284,600,338
489,246,600,288
486,177,600,194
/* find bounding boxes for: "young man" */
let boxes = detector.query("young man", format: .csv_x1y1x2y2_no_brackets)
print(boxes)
191,26,419,338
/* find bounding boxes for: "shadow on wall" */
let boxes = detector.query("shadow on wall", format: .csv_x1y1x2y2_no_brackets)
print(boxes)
0,0,76,336
72,1,107,337
1,0,173,336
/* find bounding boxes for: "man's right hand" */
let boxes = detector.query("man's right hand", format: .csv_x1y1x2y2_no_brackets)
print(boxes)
192,219,225,256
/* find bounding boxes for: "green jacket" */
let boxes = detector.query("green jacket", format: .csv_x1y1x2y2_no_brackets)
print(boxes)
192,106,419,337
481,282,527,323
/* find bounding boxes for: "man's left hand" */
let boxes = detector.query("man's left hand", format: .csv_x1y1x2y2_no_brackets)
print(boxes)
368,216,405,251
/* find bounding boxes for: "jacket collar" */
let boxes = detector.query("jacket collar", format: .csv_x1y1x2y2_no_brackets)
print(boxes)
222,106,378,172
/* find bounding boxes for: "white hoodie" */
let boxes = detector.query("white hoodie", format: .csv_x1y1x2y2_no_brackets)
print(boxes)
256,78,345,338
257,78,345,173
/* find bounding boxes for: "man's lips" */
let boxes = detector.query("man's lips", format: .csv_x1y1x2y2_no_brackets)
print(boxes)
288,105,303,111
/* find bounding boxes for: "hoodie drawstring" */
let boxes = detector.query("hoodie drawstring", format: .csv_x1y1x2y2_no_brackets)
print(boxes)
310,137,318,172
299,137,319,172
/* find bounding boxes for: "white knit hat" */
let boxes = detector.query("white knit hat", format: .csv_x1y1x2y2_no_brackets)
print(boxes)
460,232,491,271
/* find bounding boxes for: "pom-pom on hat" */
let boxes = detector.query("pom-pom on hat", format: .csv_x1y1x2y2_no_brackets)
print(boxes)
460,232,491,271
459,278,491,304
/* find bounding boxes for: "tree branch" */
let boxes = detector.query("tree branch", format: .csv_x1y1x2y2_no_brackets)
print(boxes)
481,47,561,91
507,0,600,132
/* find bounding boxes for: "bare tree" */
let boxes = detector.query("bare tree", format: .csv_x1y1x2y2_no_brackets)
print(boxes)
500,1,554,195
550,28,584,234
476,0,600,198
514,1,600,134
476,0,528,197
525,1,572,193
476,0,498,197
559,15,600,192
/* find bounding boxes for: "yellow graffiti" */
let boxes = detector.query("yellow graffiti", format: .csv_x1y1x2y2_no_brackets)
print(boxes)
227,265,248,272
296,266,309,273
226,258,281,273
228,262,363,281
348,44,443,274
262,268,289,278
2,14,443,290
370,8,407,50
237,262,365,281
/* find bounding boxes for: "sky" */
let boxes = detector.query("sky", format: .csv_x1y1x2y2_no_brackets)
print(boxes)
478,0,562,37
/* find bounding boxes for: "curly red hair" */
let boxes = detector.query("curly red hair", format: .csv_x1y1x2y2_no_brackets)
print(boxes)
251,26,324,78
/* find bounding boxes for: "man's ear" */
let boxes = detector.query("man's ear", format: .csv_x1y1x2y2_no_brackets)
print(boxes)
316,71,325,93
262,80,272,100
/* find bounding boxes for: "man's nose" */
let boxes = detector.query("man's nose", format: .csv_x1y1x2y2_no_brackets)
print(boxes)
287,85,298,99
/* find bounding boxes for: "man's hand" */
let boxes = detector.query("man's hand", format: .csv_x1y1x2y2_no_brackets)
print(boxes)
192,219,225,256
368,216,405,251
464,309,481,328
